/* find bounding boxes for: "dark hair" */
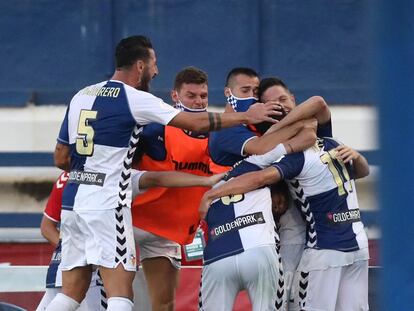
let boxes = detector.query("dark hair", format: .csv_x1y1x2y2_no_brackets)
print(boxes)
257,77,290,102
269,181,291,221
255,77,290,134
174,66,208,90
225,67,259,87
115,35,153,68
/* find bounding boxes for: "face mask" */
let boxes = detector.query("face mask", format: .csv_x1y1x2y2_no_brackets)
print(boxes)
226,91,257,112
175,100,207,113
175,99,209,138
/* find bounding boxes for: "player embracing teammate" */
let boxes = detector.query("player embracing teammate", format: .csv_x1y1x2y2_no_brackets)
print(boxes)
46,35,276,311
47,34,369,311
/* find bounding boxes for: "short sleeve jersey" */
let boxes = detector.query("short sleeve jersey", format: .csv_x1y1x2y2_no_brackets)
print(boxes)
208,125,256,167
57,80,179,211
208,117,333,168
278,118,333,246
44,172,69,222
130,169,148,198
203,161,278,265
272,138,368,252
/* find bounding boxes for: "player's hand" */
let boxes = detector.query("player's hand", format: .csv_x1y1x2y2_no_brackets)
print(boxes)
264,101,285,114
335,145,361,163
199,192,213,219
245,102,284,124
206,173,225,186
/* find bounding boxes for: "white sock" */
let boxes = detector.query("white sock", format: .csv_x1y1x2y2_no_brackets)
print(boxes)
45,293,80,311
107,297,134,311
246,143,287,168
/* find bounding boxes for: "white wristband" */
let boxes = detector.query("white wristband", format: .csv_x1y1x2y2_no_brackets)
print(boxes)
246,143,287,168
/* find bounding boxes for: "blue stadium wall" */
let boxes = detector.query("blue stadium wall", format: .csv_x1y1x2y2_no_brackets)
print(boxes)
0,0,375,106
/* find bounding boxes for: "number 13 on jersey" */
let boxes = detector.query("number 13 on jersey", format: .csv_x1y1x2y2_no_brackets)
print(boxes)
76,109,98,156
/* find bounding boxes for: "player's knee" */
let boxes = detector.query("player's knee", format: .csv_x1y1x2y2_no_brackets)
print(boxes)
104,282,134,300
107,297,134,311
62,280,90,302
100,266,135,298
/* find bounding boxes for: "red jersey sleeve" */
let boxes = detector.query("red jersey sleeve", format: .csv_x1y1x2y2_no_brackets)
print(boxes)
44,172,69,223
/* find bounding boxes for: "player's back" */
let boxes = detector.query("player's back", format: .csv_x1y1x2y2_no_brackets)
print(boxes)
204,161,277,265
61,81,140,212
59,80,179,212
275,138,367,252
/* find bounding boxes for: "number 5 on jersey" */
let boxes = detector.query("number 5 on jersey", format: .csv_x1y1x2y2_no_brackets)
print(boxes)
76,110,98,156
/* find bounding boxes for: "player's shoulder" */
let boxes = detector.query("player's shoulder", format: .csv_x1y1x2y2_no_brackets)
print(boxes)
74,81,108,97
210,125,253,141
319,137,341,151
274,152,305,168
224,160,262,180
139,123,167,160
69,81,108,107
141,123,165,140
121,84,160,101
221,124,251,134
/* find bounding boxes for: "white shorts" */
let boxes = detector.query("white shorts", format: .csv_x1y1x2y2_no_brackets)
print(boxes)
134,227,181,269
199,245,284,311
61,208,137,272
297,260,369,311
36,284,105,311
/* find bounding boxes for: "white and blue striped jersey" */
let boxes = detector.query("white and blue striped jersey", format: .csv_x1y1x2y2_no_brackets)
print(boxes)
57,80,179,211
208,120,333,168
278,120,333,247
203,161,278,265
272,138,368,253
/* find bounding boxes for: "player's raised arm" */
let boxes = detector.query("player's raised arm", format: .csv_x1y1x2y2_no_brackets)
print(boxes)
266,96,330,134
137,171,225,191
199,128,314,215
245,118,317,156
168,101,280,132
199,166,281,219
